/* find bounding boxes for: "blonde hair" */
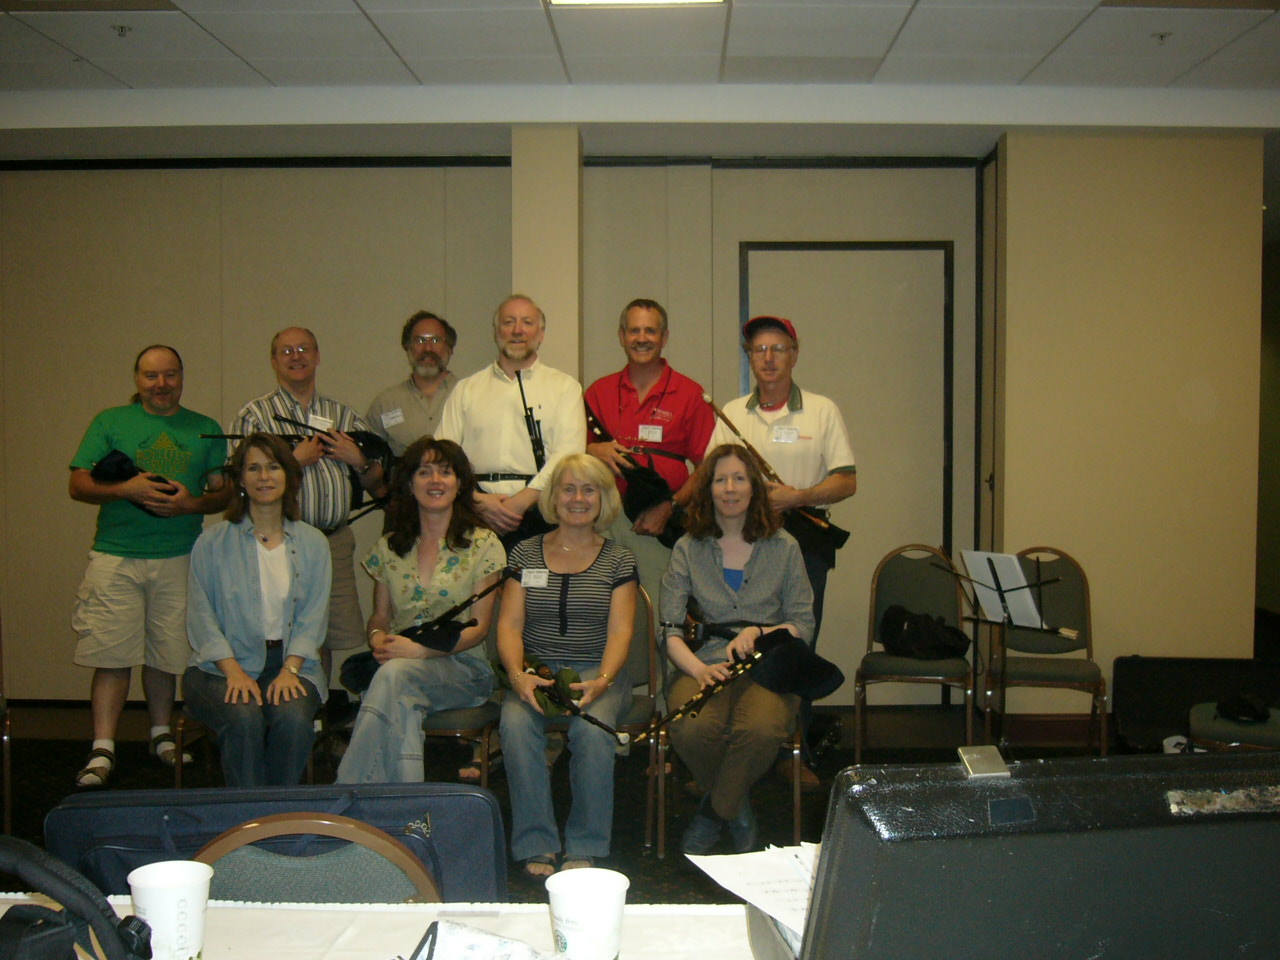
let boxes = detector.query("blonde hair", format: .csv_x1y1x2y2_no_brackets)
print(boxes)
537,453,620,533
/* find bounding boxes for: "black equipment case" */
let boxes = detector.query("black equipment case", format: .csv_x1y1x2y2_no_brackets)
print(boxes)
43,782,507,903
800,753,1280,959
1112,654,1280,751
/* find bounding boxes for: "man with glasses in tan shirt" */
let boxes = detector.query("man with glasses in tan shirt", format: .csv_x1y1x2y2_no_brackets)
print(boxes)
366,310,459,457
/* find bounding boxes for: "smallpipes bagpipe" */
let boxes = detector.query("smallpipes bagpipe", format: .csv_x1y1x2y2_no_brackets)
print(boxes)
506,622,845,747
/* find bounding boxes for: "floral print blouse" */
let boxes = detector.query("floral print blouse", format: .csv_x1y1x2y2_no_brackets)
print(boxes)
362,527,506,664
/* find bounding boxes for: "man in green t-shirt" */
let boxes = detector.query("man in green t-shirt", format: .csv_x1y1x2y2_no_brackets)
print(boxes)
68,344,230,788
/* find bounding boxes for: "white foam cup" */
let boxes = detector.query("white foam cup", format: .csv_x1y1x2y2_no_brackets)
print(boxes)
127,860,214,960
545,867,630,960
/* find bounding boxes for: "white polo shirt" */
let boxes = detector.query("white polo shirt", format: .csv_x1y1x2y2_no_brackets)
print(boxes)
708,383,855,490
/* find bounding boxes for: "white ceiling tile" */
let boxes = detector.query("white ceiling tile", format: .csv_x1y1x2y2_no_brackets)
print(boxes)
1,12,74,61
1207,11,1280,61
175,0,359,12
721,55,879,83
1022,55,1193,87
566,55,721,84
401,55,566,83
889,6,1092,58
94,56,270,86
550,6,727,57
181,11,395,60
1053,7,1270,60
913,0,1095,7
727,4,907,58
732,0,912,7
366,9,558,58
252,57,417,85
11,10,238,60
876,53,1041,85
360,0,543,10
1173,57,1280,89
0,59,123,90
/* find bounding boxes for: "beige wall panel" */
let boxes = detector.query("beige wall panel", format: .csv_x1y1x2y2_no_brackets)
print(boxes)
664,166,716,392
581,166,715,390
583,167,670,384
441,167,513,380
512,127,581,377
218,167,449,426
999,132,1262,714
1,169,223,699
711,167,979,707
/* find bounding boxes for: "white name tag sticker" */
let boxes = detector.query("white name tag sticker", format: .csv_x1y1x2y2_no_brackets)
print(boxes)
381,408,405,429
771,425,800,444
522,568,550,588
308,414,335,433
638,424,664,443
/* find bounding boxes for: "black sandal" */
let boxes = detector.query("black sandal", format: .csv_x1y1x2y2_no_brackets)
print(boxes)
150,733,192,767
523,854,557,877
75,747,115,789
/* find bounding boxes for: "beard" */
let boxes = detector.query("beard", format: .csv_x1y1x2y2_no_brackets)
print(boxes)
500,341,535,363
413,355,445,379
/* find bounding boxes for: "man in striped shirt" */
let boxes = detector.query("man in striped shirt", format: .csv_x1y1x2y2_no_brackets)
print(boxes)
229,327,385,671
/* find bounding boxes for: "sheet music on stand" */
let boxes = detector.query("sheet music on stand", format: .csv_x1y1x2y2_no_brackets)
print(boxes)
959,550,1045,628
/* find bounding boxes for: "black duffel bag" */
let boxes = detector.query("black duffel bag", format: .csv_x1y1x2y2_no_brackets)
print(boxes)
879,604,971,660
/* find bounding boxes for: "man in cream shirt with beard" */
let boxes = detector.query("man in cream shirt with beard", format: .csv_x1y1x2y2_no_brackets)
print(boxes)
437,294,585,550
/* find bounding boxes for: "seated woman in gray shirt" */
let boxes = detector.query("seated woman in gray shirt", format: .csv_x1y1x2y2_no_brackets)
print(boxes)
660,443,814,855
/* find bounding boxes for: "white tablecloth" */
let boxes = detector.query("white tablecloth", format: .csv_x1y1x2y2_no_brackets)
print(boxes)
2,897,750,960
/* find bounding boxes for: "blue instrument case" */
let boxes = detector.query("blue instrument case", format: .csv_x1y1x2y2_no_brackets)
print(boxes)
43,782,507,902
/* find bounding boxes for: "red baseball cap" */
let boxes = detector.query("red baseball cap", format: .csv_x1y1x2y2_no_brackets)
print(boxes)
743,315,798,343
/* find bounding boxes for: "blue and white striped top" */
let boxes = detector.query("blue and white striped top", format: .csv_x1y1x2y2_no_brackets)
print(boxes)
508,535,638,663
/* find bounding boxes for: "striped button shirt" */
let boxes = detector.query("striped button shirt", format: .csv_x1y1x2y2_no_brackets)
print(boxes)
230,387,371,532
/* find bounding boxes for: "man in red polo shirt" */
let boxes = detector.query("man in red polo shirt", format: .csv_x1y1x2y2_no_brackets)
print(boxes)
585,299,715,701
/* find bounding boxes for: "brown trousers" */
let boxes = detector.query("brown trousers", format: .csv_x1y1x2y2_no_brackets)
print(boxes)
667,673,797,820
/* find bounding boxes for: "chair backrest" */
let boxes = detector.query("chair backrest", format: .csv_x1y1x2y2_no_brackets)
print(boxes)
866,544,965,652
1005,547,1091,656
194,812,441,904
617,582,659,695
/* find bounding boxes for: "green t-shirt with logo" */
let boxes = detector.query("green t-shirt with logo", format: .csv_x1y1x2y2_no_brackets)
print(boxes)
71,403,226,559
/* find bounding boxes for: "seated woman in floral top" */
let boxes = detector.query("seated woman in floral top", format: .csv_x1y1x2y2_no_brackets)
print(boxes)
335,437,505,784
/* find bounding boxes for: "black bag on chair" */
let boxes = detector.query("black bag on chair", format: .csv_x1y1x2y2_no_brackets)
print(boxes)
879,604,971,660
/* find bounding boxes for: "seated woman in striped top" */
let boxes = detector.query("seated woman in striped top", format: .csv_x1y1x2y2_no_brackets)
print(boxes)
497,453,637,877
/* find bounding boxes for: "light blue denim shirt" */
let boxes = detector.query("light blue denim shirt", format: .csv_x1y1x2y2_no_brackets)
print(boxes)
186,517,331,701
660,529,815,665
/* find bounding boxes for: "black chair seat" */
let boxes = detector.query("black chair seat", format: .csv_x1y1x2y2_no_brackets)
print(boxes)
860,651,969,682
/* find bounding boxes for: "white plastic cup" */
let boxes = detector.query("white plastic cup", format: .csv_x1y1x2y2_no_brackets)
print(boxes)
127,860,214,960
545,867,630,960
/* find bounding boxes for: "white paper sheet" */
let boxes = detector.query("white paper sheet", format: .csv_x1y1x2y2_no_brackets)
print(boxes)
685,843,819,940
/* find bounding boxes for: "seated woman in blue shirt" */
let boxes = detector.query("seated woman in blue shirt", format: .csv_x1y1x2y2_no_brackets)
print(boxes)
660,443,814,855
184,432,331,788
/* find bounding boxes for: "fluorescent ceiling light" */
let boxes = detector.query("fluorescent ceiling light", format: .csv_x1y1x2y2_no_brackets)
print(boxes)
549,0,723,6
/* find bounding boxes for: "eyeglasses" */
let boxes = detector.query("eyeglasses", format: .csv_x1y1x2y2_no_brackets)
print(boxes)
410,335,448,347
276,344,312,358
748,344,795,357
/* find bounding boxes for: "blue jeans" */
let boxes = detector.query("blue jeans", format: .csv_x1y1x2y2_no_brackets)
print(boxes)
336,653,493,784
182,645,320,788
499,661,629,862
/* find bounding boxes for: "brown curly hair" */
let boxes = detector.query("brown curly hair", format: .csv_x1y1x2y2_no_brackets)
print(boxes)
683,443,781,543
